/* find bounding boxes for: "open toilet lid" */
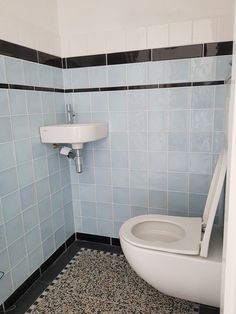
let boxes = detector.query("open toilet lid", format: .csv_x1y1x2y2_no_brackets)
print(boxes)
200,151,227,257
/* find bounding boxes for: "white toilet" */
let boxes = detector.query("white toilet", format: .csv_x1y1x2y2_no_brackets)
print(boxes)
120,152,227,308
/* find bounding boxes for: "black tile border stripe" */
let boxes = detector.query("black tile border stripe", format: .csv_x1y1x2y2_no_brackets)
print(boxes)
0,80,226,94
2,234,76,310
0,39,232,69
76,232,121,247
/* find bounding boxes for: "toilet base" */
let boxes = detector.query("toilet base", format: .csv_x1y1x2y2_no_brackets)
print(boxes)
120,231,222,308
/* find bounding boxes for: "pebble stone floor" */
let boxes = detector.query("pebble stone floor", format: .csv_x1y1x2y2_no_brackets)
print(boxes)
25,248,195,314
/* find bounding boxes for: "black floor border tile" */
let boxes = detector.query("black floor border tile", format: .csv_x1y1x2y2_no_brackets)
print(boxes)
40,243,66,273
66,233,76,248
199,304,220,314
111,238,121,246
1,234,76,311
76,232,110,244
3,269,40,310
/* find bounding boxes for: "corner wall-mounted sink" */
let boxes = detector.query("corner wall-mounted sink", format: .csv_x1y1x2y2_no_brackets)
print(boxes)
40,123,108,149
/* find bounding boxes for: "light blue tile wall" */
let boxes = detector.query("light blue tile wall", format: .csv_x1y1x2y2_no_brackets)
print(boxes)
0,51,231,304
0,56,74,304
67,55,231,238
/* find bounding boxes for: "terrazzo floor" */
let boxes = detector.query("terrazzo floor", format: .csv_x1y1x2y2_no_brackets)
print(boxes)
26,248,195,314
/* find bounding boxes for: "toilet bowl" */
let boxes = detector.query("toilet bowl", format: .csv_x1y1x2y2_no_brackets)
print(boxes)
120,152,227,307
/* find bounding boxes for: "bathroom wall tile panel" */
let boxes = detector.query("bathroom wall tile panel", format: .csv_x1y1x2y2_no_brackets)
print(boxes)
23,205,38,233
23,61,40,86
111,151,129,168
191,57,216,81
0,117,12,143
0,249,10,274
96,203,113,220
215,55,232,80
0,225,6,252
168,173,188,192
148,88,169,111
190,132,212,152
108,64,126,87
149,190,167,209
169,87,191,110
71,68,89,89
129,151,148,170
108,91,127,111
168,132,188,152
189,153,211,174
82,217,98,235
28,246,43,273
5,56,25,85
128,89,147,110
25,226,42,254
17,161,34,188
129,132,148,151
38,64,53,88
113,204,131,222
9,89,27,114
2,191,21,222
0,89,9,115
89,66,107,88
0,55,7,83
26,91,42,114
0,142,15,171
8,236,26,268
213,132,225,153
96,185,112,203
191,109,214,132
164,59,190,83
0,167,18,197
189,174,211,195
20,184,36,210
126,62,147,85
97,219,113,237
189,193,207,216
5,214,24,245
147,61,165,84
42,235,55,260
11,115,30,140
0,272,13,304
112,168,129,187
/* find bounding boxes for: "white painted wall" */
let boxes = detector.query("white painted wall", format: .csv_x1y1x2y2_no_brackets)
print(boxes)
0,0,61,55
57,0,235,57
221,4,236,313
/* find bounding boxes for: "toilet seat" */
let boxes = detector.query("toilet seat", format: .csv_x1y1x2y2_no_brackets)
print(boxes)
120,215,202,255
120,151,227,258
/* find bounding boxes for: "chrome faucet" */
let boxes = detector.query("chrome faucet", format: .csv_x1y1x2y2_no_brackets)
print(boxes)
66,104,75,124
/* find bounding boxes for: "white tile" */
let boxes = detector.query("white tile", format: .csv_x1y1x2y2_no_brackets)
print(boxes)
106,29,126,53
69,34,88,57
169,21,192,46
125,27,147,51
193,18,217,43
87,31,107,55
147,24,169,48
217,15,234,41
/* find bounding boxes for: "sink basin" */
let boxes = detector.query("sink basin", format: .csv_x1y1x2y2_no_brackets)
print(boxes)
40,123,108,149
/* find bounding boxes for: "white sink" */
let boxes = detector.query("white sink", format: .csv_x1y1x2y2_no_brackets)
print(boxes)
40,123,108,149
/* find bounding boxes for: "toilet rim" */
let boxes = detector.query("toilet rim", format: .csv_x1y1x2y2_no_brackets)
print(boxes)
119,214,202,255
119,151,227,257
